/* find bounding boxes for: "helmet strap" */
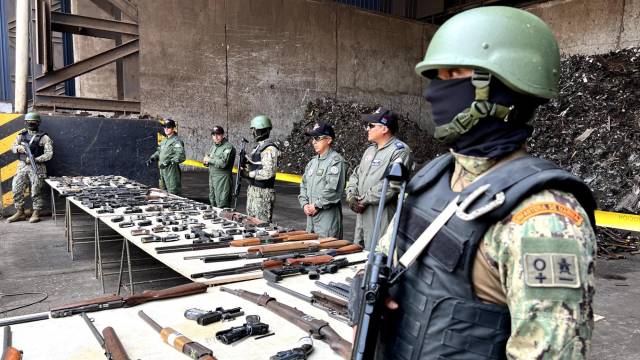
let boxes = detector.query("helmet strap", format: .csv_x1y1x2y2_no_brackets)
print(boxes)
434,70,514,143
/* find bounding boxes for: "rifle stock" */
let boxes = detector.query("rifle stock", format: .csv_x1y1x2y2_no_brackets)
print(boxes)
124,282,208,306
102,327,130,360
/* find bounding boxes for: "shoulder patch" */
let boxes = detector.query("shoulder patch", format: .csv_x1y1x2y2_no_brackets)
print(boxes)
329,166,339,175
174,143,182,148
395,142,405,149
512,202,583,226
524,253,580,288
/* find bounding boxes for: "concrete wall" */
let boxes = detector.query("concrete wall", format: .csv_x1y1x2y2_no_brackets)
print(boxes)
137,0,437,161
526,0,640,55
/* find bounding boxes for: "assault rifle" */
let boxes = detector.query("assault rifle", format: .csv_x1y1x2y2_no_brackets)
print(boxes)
191,253,335,279
156,230,310,254
267,282,350,323
221,288,352,359
1,326,22,360
81,313,130,360
233,137,249,209
351,162,410,360
19,141,38,175
263,256,365,282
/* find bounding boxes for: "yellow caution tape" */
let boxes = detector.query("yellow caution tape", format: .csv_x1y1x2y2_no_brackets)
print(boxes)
594,210,640,232
181,159,302,184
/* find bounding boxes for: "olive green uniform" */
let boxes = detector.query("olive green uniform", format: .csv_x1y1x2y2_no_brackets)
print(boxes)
205,138,236,208
298,148,347,238
150,134,186,195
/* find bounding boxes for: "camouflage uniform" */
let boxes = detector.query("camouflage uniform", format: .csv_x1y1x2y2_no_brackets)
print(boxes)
11,130,54,210
149,134,186,195
205,138,236,208
346,136,413,249
246,141,279,223
298,148,347,238
377,151,596,358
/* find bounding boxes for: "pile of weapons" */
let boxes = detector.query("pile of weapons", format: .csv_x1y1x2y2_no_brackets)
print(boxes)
49,175,146,196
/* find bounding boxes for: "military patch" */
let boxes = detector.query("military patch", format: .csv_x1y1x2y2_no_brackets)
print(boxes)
371,159,382,166
174,143,182,148
316,169,324,176
329,166,339,175
395,142,405,149
512,202,583,225
524,253,580,288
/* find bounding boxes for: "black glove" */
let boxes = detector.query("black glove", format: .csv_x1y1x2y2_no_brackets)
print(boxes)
159,161,171,169
145,159,153,167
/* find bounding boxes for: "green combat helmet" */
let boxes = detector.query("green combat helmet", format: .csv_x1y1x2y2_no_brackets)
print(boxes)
24,112,41,122
250,115,272,130
415,6,560,142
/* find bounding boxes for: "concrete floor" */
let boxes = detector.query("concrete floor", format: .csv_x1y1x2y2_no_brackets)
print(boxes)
0,172,638,359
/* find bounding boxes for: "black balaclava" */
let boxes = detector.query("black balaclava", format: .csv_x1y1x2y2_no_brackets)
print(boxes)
253,128,270,142
425,76,542,159
26,121,39,131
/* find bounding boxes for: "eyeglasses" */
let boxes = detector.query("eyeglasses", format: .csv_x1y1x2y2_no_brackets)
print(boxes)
365,123,383,130
311,136,329,143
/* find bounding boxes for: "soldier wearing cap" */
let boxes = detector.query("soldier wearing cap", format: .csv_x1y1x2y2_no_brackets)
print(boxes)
146,119,186,195
298,122,347,238
203,125,236,208
7,112,54,223
345,107,413,249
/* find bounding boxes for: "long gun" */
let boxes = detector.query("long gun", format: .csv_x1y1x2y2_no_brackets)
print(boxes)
138,310,216,360
81,313,130,360
191,253,335,279
351,162,410,360
1,326,22,360
262,256,365,283
155,230,310,254
266,282,350,324
220,288,352,359
233,137,249,209
200,239,352,263
19,141,38,175
50,282,208,318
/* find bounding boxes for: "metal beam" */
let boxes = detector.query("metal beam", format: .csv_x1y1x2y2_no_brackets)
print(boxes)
51,12,138,39
89,0,137,22
34,39,139,92
35,94,140,112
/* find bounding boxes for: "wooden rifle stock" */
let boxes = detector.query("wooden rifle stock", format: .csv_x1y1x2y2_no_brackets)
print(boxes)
230,233,325,247
124,282,208,306
102,327,130,360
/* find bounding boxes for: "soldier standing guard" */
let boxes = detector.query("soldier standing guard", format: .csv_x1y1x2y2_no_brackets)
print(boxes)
203,125,236,208
7,112,54,223
146,119,186,195
298,122,346,238
241,115,279,223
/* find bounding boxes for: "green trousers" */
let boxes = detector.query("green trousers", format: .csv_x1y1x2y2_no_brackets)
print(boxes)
159,164,181,195
209,171,233,208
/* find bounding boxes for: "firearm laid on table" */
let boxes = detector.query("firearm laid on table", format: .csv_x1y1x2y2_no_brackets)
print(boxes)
1,326,22,360
221,288,352,359
263,256,365,282
350,162,410,360
267,282,350,324
233,137,249,209
81,313,130,360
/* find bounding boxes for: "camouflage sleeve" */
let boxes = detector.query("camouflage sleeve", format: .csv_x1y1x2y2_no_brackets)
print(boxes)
298,161,311,208
35,135,53,163
315,158,346,209
482,189,596,359
11,132,22,154
361,148,412,205
254,146,278,180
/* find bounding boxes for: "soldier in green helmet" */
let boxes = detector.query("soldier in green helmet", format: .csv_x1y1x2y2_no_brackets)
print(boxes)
146,119,186,195
241,115,279,223
350,7,597,359
203,125,236,208
7,112,54,223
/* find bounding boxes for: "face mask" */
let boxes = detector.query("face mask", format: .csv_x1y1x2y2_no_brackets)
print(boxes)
424,78,475,127
26,122,39,131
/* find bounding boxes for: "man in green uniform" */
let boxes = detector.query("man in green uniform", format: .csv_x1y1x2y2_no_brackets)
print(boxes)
146,119,186,195
203,125,236,208
241,115,279,223
345,108,413,249
298,122,347,238
7,112,54,223
358,7,597,359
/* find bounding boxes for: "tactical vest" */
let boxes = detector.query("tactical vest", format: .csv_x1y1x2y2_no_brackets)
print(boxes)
382,154,596,360
17,131,46,162
248,140,278,188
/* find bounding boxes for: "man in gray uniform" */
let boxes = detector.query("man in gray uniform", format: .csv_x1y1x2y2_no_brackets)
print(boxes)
298,122,347,238
146,119,186,195
346,107,413,249
204,125,236,208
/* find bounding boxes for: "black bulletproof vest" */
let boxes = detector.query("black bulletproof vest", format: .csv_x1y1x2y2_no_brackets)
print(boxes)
382,154,596,360
17,131,46,162
248,140,279,188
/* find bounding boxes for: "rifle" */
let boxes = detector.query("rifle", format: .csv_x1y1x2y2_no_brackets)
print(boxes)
263,256,365,282
81,313,130,360
221,288,352,359
191,253,335,279
19,141,38,175
351,162,410,360
315,281,350,300
233,137,249,209
266,282,350,324
138,310,216,360
270,337,314,360
1,326,22,360
200,239,352,263
50,282,208,318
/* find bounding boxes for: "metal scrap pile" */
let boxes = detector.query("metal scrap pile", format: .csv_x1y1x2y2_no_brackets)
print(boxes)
279,97,446,175
529,47,640,257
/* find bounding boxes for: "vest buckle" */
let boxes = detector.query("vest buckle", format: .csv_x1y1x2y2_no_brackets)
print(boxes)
456,184,505,221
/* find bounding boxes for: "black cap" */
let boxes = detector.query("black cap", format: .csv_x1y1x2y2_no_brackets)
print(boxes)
361,107,399,132
211,125,225,135
163,118,176,129
305,122,335,138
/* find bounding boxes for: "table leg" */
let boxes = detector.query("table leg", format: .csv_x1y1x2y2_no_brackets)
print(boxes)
125,239,134,294
50,186,56,224
117,240,125,296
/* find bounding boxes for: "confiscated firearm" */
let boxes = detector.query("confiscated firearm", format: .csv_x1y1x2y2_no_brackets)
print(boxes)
81,313,130,360
267,282,349,324
233,137,249,209
351,162,410,360
314,281,350,300
191,254,335,279
221,288,352,359
184,307,244,325
50,282,208,318
270,337,313,360
1,326,22,360
19,141,38,176
263,256,365,282
200,239,352,263
138,310,216,360
215,315,269,344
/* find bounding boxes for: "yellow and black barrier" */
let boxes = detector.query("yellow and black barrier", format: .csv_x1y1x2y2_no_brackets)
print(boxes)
0,114,24,209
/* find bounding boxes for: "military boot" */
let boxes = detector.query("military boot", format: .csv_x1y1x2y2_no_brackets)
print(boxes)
29,210,41,223
7,208,26,223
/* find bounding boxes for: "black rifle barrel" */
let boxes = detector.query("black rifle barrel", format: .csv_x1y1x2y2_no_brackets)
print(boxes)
81,313,105,348
137,310,162,333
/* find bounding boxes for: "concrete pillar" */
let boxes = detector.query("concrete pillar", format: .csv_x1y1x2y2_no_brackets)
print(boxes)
14,0,29,113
